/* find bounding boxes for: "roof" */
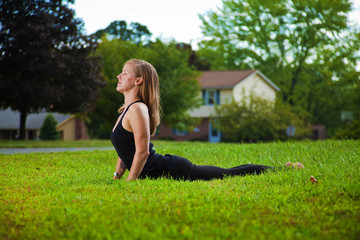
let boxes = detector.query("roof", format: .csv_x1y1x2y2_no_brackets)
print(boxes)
199,70,256,88
0,108,70,129
56,115,75,128
198,70,280,91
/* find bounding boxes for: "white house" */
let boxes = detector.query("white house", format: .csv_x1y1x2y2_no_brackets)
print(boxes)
152,70,280,142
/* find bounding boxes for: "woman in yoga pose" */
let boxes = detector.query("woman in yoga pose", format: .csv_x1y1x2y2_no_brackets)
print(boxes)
111,59,303,181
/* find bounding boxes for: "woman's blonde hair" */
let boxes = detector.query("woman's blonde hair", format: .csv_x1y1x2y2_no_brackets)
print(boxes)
118,59,161,136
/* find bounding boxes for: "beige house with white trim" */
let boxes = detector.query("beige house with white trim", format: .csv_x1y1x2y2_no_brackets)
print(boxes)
56,115,88,141
153,70,280,142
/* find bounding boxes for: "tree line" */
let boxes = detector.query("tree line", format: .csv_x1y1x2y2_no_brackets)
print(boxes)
1,0,359,140
198,0,360,139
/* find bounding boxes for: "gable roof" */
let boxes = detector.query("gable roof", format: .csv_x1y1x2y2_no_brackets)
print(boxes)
198,70,280,91
0,108,70,129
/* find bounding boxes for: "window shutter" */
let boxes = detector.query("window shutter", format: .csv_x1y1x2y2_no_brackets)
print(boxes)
216,90,220,104
202,90,206,105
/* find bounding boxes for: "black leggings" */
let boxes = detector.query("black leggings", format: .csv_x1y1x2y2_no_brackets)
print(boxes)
144,155,273,181
186,163,273,181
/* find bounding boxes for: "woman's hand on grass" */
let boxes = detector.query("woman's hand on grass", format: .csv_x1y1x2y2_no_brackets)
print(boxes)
113,172,123,180
113,157,127,180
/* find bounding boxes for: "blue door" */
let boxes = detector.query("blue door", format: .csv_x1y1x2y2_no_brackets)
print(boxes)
209,122,221,143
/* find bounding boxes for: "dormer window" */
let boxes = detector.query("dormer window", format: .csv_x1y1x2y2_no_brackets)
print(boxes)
202,89,220,105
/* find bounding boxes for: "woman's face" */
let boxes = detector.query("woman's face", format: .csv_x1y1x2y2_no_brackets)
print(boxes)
116,64,137,93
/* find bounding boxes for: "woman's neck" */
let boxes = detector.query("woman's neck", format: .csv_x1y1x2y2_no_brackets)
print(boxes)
124,94,142,106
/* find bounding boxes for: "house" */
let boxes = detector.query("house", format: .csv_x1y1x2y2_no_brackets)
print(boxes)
0,108,88,140
56,115,88,141
153,70,280,142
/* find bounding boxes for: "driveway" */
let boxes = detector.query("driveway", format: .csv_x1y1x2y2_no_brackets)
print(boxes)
0,147,113,154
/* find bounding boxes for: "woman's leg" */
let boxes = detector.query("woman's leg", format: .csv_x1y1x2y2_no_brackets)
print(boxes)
187,164,272,181
165,155,272,181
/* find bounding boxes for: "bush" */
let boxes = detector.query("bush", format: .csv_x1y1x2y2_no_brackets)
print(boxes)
39,114,59,140
334,120,360,139
214,95,312,142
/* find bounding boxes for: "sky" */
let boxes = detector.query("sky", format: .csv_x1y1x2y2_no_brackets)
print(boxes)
72,0,360,49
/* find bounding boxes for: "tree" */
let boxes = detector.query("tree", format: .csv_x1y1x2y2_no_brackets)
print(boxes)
198,0,360,135
93,20,152,43
334,120,360,139
0,0,104,139
39,114,58,140
176,43,210,71
87,38,200,138
144,40,201,130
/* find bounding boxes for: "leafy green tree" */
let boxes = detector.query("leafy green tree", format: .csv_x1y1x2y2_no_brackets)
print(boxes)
86,38,136,138
198,0,360,136
87,38,200,138
176,43,211,71
304,32,360,135
144,40,201,130
93,20,152,43
214,95,311,142
39,114,58,140
0,0,104,139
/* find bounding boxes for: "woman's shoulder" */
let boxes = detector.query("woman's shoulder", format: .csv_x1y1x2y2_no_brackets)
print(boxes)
128,101,149,117
131,101,148,110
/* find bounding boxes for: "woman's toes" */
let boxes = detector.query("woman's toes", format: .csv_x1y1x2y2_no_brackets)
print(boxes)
285,162,293,167
296,162,304,169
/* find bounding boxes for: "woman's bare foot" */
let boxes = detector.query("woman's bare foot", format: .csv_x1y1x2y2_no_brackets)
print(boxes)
286,162,293,167
285,162,304,169
295,162,304,169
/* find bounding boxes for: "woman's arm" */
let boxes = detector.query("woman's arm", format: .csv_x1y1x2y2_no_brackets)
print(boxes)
125,103,151,182
113,157,127,180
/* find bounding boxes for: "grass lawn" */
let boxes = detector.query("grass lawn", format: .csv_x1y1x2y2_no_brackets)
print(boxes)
0,140,359,239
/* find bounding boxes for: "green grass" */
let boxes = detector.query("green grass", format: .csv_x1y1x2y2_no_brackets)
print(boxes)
1,140,359,239
0,140,112,148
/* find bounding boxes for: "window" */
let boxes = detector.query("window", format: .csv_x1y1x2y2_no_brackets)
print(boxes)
172,128,188,136
211,127,219,137
207,90,215,105
202,89,220,105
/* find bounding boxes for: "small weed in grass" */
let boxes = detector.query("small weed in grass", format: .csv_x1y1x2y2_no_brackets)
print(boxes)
0,140,359,239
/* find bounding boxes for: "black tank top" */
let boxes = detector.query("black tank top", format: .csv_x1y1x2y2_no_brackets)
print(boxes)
110,101,157,171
